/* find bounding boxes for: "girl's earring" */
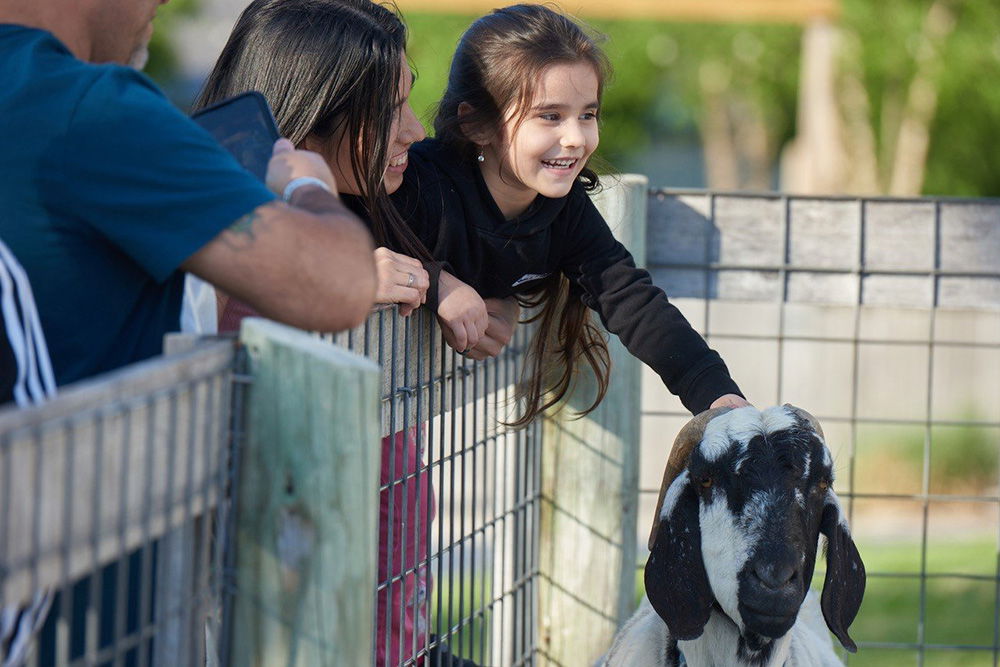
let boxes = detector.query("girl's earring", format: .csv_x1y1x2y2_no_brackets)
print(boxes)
477,146,485,163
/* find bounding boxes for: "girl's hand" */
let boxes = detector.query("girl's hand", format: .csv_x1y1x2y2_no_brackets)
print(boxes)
464,297,520,360
374,247,428,316
436,271,488,352
709,393,752,409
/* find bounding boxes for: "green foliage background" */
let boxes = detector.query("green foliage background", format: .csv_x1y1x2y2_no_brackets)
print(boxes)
401,1,1000,197
146,0,1000,197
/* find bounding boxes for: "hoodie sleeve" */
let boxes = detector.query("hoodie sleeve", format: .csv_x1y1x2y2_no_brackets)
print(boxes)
557,190,743,414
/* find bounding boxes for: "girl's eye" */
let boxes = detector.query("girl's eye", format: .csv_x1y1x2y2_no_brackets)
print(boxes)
540,113,560,121
581,112,598,121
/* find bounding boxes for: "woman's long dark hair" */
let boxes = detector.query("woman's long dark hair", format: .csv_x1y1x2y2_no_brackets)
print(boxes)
434,4,613,426
195,0,429,260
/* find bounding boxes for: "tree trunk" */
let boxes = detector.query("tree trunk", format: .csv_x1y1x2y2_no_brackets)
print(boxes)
888,0,957,195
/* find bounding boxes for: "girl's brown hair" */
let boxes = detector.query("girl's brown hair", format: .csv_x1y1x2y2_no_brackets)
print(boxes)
195,0,430,261
433,4,613,426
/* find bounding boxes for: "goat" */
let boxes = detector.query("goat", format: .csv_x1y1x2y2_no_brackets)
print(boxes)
603,405,865,667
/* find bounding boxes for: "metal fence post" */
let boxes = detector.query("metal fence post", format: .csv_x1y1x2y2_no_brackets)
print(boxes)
536,175,647,665
230,318,382,666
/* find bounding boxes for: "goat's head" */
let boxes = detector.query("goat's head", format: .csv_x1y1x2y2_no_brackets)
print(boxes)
644,405,865,654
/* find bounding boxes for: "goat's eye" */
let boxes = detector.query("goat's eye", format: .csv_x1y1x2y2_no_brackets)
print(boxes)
818,479,829,491
700,477,713,489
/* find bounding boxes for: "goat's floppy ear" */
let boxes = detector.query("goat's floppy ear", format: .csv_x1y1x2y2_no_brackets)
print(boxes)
645,472,713,641
648,405,734,550
819,497,866,653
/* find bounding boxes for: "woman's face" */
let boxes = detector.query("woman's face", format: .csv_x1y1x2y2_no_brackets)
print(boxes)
308,53,425,196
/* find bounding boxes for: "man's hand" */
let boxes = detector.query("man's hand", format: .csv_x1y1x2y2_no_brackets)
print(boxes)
436,271,488,353
464,297,520,361
374,247,428,316
709,394,751,409
265,138,338,196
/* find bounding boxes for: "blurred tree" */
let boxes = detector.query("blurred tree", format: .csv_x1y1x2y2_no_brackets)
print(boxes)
595,22,801,189
784,0,1000,196
403,12,800,187
390,2,1000,196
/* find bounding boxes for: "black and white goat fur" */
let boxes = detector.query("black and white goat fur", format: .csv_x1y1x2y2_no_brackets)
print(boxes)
603,405,865,667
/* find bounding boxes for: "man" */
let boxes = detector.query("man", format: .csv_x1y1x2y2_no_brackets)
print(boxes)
0,0,376,386
0,1,376,662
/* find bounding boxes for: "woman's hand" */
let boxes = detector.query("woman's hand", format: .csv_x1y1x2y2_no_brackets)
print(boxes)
709,393,752,409
464,297,520,361
436,271,488,352
373,247,428,316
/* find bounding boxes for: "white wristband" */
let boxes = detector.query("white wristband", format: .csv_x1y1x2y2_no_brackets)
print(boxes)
282,176,331,202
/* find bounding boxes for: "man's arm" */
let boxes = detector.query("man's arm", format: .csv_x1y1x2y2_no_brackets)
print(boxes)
182,141,376,332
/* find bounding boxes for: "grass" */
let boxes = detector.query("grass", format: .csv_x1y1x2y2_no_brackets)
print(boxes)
429,570,494,664
634,537,1000,666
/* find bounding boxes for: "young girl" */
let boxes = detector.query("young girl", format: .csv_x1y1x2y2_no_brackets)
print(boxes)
393,3,748,424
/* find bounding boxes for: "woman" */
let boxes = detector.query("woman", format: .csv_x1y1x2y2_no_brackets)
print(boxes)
195,2,512,664
197,0,513,354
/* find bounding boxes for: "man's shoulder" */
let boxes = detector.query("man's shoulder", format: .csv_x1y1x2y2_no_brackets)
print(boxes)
1,24,164,116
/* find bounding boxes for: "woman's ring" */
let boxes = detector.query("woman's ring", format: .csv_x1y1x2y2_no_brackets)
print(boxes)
406,272,415,287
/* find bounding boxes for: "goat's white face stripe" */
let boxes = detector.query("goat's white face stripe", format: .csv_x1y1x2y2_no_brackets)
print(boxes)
700,498,748,632
699,406,798,462
699,488,780,629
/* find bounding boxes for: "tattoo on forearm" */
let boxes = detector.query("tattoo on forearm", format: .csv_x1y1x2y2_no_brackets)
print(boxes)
222,206,269,250
230,211,258,238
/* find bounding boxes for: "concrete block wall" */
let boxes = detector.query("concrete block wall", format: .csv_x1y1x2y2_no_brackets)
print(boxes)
636,191,1000,551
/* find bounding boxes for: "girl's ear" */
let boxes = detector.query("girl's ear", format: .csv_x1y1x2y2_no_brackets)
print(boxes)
457,101,493,145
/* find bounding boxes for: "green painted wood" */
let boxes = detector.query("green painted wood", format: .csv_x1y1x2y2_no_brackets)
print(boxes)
232,318,381,667
537,175,647,665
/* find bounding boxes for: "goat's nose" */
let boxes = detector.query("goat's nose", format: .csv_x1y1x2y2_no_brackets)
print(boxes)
752,560,798,590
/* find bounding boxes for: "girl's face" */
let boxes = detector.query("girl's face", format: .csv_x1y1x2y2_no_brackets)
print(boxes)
480,61,600,219
308,53,424,196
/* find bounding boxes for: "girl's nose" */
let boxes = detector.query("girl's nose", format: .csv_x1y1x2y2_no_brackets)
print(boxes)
561,121,585,148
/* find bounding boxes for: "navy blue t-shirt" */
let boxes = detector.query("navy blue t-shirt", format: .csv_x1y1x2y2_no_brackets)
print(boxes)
0,26,275,384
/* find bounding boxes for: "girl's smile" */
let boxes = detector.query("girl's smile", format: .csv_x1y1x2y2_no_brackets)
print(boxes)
480,61,600,219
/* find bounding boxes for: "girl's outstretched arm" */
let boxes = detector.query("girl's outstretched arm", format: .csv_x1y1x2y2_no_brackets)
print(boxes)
559,193,745,414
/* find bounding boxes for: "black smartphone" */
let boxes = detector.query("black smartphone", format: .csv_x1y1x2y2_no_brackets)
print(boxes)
191,91,280,182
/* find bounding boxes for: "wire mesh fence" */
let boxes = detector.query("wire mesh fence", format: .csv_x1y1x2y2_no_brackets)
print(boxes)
1,306,543,667
326,306,541,667
0,339,237,667
10,186,990,666
639,190,1000,666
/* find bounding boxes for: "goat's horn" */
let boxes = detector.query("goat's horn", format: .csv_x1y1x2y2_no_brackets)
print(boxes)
648,405,735,551
782,403,825,440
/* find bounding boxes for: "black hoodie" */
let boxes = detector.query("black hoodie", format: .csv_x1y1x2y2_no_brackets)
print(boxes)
380,138,742,414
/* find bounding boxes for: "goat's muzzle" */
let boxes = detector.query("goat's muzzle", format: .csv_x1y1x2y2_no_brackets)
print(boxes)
738,547,806,638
